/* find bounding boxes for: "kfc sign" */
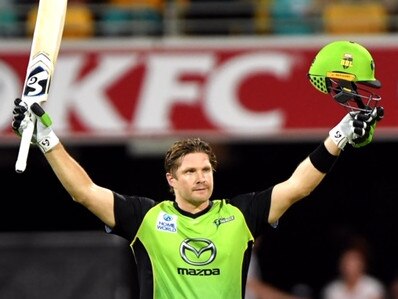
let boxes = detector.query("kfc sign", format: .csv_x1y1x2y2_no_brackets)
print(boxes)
1,37,397,142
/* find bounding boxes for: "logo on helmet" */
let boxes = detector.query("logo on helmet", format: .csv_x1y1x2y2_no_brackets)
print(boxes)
341,54,353,69
370,60,375,71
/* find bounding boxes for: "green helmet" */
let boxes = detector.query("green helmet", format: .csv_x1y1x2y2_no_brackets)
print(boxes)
308,41,381,94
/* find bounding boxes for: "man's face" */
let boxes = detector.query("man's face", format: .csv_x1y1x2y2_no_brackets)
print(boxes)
339,250,366,281
167,152,214,211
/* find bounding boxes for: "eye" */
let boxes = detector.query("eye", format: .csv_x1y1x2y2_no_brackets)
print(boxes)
203,166,212,173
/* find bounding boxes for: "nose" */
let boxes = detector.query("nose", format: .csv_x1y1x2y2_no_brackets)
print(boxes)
196,171,206,183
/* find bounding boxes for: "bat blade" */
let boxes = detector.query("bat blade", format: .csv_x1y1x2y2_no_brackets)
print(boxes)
15,0,67,173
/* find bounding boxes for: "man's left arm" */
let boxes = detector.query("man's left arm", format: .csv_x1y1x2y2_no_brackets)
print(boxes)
268,107,383,224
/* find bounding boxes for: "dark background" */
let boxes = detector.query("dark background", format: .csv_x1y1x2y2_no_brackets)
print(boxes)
1,140,397,298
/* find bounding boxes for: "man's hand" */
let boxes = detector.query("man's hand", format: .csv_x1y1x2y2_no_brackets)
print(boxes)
352,107,384,148
329,107,384,149
12,98,59,153
12,98,30,137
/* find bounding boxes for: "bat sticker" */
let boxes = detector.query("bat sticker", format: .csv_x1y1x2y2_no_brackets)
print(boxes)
22,53,52,100
23,66,50,97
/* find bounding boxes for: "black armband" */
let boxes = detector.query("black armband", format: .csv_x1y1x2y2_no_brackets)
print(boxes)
309,142,338,173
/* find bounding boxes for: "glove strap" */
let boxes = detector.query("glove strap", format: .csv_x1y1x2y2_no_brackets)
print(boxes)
309,142,338,173
329,126,348,150
37,131,59,153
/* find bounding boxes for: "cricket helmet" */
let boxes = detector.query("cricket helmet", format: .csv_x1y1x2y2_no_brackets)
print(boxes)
308,41,381,112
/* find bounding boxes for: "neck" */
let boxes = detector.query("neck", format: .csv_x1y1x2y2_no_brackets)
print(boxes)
175,199,210,214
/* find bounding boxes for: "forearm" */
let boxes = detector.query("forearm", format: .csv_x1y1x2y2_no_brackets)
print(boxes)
293,137,341,197
269,138,340,223
44,143,96,202
290,156,326,199
324,136,341,156
44,143,115,227
11,99,117,227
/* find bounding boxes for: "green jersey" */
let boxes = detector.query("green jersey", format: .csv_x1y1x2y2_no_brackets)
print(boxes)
108,188,273,299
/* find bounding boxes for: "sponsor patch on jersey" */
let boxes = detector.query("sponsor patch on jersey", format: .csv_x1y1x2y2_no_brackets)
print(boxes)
214,215,235,227
156,212,177,233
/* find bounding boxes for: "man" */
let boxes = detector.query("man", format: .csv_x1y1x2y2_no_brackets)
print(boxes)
322,237,386,299
11,41,384,298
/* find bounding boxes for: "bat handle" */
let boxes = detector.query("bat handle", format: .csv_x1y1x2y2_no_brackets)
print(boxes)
15,117,35,173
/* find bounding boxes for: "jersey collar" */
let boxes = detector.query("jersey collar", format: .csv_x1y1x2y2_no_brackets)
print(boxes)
173,200,213,218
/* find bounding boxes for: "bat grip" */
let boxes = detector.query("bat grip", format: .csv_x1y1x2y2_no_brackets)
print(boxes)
15,117,35,173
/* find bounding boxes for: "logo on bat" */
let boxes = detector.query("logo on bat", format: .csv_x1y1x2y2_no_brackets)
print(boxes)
23,66,50,97
23,53,53,98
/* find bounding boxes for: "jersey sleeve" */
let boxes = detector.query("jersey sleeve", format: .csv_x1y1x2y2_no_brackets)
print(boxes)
106,191,156,242
229,187,274,238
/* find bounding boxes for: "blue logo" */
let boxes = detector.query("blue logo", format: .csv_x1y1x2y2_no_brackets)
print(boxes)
163,214,173,221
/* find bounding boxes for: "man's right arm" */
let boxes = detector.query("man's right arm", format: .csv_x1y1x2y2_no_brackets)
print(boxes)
12,99,116,229
45,143,116,228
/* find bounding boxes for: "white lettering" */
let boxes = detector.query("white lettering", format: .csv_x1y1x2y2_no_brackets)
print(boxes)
134,54,215,132
205,52,290,133
48,54,138,132
0,51,299,137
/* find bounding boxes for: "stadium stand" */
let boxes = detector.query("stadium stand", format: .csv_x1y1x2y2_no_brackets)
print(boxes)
26,0,95,39
99,0,164,36
323,2,388,34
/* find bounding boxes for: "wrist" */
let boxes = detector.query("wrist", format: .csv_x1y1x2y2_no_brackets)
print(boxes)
329,124,348,150
37,131,59,153
309,142,339,173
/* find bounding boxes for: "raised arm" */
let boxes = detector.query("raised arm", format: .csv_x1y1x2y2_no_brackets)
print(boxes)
45,143,115,228
12,100,116,228
268,137,338,224
268,40,385,225
268,109,383,224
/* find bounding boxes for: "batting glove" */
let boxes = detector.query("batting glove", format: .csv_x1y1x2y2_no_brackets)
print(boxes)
329,107,384,150
12,98,30,137
351,106,384,148
12,98,59,153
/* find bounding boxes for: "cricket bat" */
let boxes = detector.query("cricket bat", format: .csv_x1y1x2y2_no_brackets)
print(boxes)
15,0,68,173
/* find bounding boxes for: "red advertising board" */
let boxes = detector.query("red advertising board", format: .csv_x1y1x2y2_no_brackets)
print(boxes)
0,37,397,143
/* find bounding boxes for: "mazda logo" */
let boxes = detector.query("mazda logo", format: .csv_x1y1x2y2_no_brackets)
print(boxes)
179,238,216,266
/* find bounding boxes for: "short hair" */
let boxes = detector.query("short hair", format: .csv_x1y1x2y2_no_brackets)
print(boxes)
164,137,218,176
339,236,371,268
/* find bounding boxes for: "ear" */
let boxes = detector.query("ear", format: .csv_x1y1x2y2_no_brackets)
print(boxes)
166,172,174,188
